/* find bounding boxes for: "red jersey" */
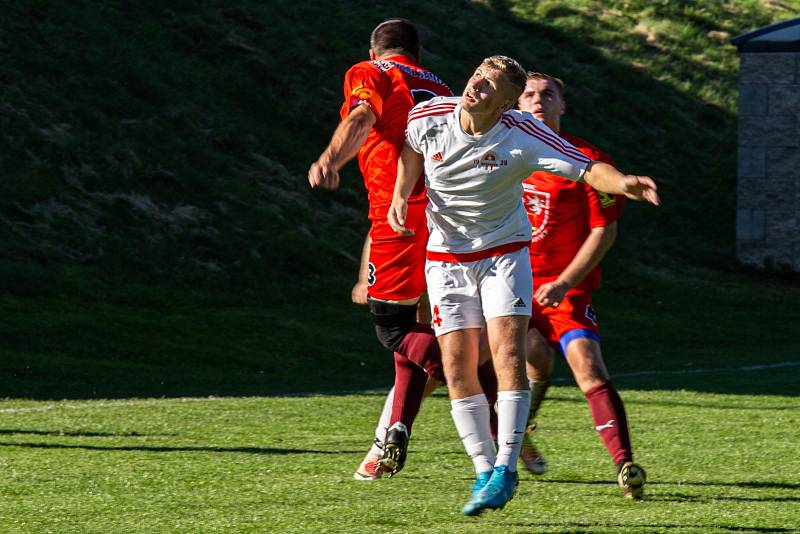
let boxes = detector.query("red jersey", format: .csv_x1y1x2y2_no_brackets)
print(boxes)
340,55,452,226
522,132,624,291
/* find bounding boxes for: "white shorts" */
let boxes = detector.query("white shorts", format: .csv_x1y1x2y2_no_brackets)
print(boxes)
425,247,533,336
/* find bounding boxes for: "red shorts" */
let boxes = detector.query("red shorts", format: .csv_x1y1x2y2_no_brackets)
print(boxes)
530,288,600,352
368,201,428,301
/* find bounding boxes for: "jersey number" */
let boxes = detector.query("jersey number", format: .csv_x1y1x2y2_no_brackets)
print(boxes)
432,304,443,328
367,262,376,286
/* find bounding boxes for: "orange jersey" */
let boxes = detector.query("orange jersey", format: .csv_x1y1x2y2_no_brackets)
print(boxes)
523,132,624,291
340,55,452,225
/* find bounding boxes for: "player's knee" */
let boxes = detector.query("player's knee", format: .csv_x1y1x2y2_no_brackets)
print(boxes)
576,374,608,394
369,299,418,351
570,354,609,390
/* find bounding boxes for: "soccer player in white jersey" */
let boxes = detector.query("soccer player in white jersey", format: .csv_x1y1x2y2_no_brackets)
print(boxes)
388,55,659,516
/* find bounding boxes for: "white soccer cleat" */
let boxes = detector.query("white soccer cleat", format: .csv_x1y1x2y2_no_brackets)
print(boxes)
354,450,383,481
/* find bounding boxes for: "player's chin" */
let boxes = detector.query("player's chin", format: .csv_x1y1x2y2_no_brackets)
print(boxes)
460,96,477,108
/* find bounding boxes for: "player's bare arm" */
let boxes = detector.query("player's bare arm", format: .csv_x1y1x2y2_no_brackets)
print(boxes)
582,161,660,206
387,144,424,235
535,223,617,308
309,104,377,190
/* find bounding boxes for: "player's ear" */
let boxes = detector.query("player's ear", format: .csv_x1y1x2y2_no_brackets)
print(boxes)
369,49,376,60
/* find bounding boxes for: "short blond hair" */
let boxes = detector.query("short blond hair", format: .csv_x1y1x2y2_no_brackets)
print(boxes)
480,55,527,92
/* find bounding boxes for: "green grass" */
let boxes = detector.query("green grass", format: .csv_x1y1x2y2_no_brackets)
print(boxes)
1,380,798,533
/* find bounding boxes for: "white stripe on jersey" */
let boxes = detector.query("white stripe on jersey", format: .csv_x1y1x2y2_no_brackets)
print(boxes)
405,97,589,255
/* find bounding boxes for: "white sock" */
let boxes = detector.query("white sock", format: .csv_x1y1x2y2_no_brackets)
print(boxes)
370,387,394,455
495,389,532,471
451,394,496,474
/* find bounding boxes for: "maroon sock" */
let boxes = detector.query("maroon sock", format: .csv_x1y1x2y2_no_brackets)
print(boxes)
390,351,429,434
395,324,446,382
584,381,633,465
477,361,499,440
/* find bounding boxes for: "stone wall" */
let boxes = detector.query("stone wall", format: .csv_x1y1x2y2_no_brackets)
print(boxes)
737,52,800,271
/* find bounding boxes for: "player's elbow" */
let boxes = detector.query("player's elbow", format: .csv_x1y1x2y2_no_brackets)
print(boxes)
599,222,618,247
592,222,618,246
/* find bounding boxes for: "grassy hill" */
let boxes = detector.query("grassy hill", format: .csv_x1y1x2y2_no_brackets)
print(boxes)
1,0,799,399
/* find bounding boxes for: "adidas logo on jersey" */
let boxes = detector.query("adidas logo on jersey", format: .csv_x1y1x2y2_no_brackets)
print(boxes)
432,152,443,162
513,297,526,308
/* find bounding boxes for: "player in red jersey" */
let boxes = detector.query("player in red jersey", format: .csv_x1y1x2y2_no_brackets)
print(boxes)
308,19,453,479
517,71,647,499
348,233,500,480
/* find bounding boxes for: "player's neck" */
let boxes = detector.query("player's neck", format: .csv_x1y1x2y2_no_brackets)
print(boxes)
459,108,502,136
374,51,418,64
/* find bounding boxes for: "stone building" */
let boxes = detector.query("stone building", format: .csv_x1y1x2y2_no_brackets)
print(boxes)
732,18,800,271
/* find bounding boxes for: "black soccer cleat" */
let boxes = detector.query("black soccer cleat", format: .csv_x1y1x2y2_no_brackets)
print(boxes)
378,422,409,477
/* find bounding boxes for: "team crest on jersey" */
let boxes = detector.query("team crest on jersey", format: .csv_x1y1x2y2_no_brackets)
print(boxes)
473,151,508,171
522,185,550,241
584,304,598,325
597,191,616,208
350,85,373,102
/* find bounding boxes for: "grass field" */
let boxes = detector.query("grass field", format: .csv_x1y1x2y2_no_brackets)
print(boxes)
2,1,800,532
1,365,798,533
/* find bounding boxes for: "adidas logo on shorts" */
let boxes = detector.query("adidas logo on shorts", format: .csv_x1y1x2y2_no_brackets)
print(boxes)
513,298,526,308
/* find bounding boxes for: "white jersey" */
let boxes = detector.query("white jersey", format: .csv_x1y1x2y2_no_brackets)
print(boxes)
405,96,590,257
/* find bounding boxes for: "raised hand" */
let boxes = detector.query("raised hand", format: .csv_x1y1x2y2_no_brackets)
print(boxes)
621,175,660,206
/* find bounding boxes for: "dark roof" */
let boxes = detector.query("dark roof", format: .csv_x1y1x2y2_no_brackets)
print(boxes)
731,18,800,52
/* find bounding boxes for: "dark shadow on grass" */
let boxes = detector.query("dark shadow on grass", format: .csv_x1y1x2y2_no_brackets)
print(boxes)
649,493,800,503
0,428,162,437
543,394,800,411
503,521,795,533
0,442,359,455
537,478,800,491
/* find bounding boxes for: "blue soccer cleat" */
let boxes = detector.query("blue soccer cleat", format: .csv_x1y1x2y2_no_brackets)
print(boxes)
462,465,518,516
462,471,492,516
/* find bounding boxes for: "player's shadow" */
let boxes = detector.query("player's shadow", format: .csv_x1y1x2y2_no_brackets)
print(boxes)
0,428,162,437
520,477,800,504
536,478,800,491
647,493,800,503
0,441,359,455
543,393,798,411
504,520,795,533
